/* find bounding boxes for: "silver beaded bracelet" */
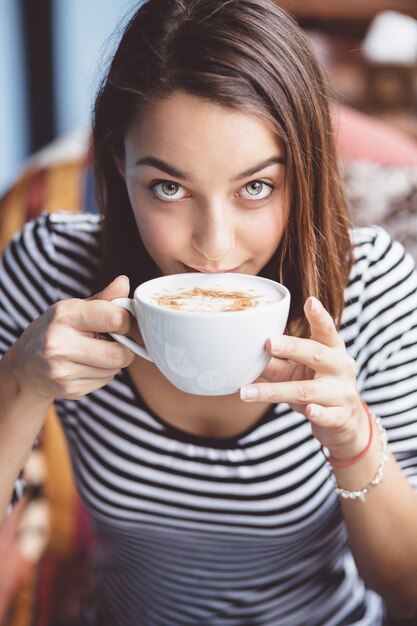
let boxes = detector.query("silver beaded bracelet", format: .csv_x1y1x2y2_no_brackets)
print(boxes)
329,416,389,503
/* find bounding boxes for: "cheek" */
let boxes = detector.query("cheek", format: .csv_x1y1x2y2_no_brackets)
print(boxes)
135,213,170,250
242,209,285,253
132,207,188,259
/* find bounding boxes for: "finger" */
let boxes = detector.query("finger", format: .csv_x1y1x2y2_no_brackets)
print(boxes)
240,378,343,405
73,335,135,369
49,362,124,383
306,403,371,459
304,297,342,348
50,299,133,335
89,275,130,301
43,327,135,369
305,403,346,429
61,375,118,400
266,335,337,375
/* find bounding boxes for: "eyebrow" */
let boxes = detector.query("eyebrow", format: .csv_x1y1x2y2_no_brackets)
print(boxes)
134,155,285,182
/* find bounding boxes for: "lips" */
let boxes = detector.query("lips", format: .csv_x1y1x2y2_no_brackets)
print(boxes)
184,264,241,273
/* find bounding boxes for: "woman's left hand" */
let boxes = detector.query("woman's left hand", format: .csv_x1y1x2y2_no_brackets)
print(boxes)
240,296,369,462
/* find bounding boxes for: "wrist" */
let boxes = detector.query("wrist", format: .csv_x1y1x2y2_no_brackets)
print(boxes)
330,415,389,502
324,400,371,465
1,349,54,408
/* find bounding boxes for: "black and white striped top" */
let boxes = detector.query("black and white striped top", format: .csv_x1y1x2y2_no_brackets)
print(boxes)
2,212,417,626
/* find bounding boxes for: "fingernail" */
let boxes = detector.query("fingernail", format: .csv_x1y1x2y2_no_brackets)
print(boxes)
309,404,321,418
113,275,129,288
310,296,321,313
240,386,260,401
269,337,284,353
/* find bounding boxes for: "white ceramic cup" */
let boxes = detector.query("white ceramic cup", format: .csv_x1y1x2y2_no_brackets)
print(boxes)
109,272,290,396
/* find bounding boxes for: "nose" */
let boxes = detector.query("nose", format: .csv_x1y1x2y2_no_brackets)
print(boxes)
191,202,235,262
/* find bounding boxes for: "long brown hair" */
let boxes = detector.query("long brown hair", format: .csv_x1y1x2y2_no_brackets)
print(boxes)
93,0,353,337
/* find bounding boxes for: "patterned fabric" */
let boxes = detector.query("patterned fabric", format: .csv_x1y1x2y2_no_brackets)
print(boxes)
2,213,417,625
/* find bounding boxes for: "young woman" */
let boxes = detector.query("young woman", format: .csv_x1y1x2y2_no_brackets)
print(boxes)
2,1,417,624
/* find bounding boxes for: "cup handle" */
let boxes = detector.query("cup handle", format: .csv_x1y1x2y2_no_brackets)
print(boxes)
108,297,153,363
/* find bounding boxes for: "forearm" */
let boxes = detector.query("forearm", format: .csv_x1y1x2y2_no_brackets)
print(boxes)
335,425,417,618
0,353,52,522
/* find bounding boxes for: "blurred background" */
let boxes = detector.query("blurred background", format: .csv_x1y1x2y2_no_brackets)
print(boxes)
281,0,417,133
0,0,135,195
2,0,417,194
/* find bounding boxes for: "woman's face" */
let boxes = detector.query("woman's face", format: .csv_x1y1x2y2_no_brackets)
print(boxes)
121,91,288,276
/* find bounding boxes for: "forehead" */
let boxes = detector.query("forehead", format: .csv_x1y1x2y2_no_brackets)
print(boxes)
124,91,284,165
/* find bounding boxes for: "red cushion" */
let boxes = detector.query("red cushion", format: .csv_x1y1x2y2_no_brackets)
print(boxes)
333,104,417,166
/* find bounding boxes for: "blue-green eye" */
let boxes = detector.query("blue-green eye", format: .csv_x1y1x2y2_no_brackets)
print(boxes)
152,181,189,201
239,181,273,200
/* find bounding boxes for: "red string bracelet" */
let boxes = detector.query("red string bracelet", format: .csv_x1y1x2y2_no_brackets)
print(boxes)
321,400,374,468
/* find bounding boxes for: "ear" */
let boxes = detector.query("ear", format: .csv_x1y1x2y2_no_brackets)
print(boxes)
114,154,126,181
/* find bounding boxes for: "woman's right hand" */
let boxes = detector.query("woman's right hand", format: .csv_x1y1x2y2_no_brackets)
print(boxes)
6,275,135,402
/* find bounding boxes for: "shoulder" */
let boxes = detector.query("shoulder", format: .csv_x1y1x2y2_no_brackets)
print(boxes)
342,226,417,360
344,231,417,438
348,225,415,291
39,210,102,240
9,211,102,253
350,224,403,262
7,212,103,299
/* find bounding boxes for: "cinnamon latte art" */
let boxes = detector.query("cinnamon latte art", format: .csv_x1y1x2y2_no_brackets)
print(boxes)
152,286,270,312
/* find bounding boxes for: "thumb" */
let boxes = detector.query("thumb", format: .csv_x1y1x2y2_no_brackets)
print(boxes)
90,275,130,301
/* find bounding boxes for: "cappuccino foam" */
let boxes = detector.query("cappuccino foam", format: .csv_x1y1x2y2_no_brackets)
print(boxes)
152,286,267,312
